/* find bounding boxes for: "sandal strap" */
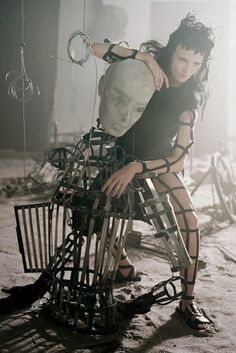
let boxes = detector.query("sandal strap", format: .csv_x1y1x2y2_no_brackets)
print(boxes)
181,295,194,300
120,253,127,260
118,264,134,270
185,302,210,324
176,301,214,332
114,265,141,283
110,239,127,260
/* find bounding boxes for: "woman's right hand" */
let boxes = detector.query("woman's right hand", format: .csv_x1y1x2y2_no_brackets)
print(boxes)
137,52,169,91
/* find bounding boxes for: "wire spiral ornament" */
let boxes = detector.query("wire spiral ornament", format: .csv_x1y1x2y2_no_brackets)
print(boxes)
5,0,40,180
67,30,91,66
6,44,36,102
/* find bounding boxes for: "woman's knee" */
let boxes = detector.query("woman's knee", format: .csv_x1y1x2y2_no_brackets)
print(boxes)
185,210,199,229
176,209,199,230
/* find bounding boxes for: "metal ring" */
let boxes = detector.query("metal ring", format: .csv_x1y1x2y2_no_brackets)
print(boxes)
67,30,91,65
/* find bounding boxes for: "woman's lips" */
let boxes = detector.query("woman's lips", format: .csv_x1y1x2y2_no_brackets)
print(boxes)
179,74,190,79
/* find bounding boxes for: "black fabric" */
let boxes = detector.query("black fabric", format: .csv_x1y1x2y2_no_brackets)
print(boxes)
0,272,52,314
117,83,197,161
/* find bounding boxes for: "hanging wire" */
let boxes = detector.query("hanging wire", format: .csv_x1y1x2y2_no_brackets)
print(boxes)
6,48,34,102
82,0,86,32
67,30,91,66
5,0,39,180
49,0,98,163
67,0,89,66
66,0,99,184
5,1,39,103
88,50,98,141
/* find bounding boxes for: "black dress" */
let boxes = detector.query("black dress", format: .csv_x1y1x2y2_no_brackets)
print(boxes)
117,83,198,161
116,83,198,221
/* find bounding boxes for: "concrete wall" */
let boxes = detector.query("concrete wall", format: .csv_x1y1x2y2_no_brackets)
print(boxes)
2,1,233,154
0,0,60,151
52,0,234,155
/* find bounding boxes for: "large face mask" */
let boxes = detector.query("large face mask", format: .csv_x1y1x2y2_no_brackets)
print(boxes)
98,59,155,137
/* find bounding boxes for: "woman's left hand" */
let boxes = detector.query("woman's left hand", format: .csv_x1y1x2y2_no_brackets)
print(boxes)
139,52,169,91
102,162,142,197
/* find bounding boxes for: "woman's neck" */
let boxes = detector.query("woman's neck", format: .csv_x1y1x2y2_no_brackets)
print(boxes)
169,76,182,87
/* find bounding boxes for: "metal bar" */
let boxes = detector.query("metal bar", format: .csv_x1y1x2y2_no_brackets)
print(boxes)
81,197,100,284
102,217,119,279
61,207,67,266
53,204,60,260
28,206,39,270
35,205,44,269
14,206,28,272
92,196,111,285
43,204,48,265
22,207,33,270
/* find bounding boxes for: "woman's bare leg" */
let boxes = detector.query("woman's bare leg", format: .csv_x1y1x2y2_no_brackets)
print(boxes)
152,172,210,329
152,172,212,330
115,170,199,285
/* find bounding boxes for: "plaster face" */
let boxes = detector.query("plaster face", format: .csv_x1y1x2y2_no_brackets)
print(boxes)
98,59,155,137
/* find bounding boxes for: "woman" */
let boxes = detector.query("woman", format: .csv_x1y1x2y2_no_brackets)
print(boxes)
92,13,215,332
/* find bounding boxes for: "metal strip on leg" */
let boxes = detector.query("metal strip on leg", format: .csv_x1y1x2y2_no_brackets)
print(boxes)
137,177,191,272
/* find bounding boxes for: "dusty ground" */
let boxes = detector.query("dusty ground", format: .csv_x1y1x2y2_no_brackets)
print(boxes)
0,155,236,353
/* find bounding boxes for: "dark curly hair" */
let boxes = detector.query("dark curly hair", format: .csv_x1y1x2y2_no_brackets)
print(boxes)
140,13,215,110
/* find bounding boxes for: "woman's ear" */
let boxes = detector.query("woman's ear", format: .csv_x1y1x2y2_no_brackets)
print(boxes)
98,75,105,96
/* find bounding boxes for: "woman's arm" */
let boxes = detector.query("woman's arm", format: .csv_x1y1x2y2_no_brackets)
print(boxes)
91,42,169,90
102,110,196,197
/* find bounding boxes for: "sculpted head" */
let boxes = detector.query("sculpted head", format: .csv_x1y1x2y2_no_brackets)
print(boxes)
98,59,155,136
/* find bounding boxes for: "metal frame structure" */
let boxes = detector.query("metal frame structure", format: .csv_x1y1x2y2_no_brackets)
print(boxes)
14,128,190,333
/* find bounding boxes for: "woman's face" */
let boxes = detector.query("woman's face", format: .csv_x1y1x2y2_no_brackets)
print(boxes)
169,45,204,86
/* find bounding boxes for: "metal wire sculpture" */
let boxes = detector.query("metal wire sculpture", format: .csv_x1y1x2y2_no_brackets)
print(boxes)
134,173,192,272
11,127,189,333
47,129,134,332
67,30,92,66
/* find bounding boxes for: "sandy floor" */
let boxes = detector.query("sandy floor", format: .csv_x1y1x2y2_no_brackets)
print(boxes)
0,156,236,353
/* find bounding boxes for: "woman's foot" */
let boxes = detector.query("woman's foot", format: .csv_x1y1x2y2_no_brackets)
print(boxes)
175,296,214,334
114,263,142,283
106,232,142,283
114,256,142,283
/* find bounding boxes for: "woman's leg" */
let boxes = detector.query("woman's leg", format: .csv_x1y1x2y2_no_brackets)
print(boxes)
153,172,199,299
152,172,210,330
115,171,198,285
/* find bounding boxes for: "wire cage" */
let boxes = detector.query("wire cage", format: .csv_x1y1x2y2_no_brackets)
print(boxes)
14,129,134,333
14,188,133,333
14,201,51,272
49,189,133,333
13,128,191,333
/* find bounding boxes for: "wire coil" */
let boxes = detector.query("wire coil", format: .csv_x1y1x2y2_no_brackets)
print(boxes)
67,30,91,65
6,43,39,102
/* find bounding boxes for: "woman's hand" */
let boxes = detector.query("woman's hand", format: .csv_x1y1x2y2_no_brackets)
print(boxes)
137,52,169,91
102,162,142,197
92,43,168,91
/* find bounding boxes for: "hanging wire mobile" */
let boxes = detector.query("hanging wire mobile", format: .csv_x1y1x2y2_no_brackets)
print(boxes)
5,0,39,102
67,30,92,66
5,0,39,178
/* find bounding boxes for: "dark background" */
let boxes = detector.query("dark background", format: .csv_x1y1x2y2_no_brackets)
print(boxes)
0,0,59,151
